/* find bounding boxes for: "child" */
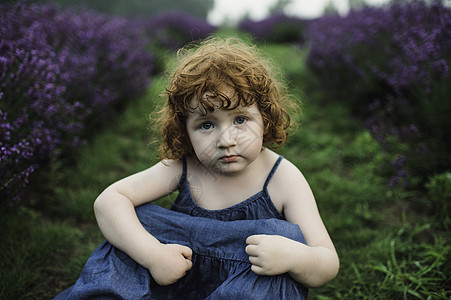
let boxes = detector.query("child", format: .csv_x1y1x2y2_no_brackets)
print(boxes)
55,36,339,299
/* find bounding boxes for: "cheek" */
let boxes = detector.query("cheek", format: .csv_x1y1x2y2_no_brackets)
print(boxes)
240,126,264,151
190,134,214,160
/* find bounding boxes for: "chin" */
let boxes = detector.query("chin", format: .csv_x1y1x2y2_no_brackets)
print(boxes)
216,162,248,175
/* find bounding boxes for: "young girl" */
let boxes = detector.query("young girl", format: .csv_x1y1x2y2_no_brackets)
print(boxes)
55,37,339,299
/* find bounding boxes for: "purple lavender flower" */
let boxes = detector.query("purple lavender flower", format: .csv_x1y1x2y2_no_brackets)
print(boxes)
239,13,309,45
142,11,217,51
305,0,451,186
1,2,154,205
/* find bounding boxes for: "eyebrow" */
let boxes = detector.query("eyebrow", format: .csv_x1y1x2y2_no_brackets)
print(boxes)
192,106,251,118
190,114,213,122
187,113,215,127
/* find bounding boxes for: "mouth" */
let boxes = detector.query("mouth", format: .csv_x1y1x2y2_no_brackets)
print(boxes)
220,155,239,163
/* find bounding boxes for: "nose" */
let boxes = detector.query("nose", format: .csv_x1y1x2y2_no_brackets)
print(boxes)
217,126,238,149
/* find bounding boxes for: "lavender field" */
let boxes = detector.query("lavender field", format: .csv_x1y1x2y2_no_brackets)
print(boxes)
1,1,450,298
0,2,215,205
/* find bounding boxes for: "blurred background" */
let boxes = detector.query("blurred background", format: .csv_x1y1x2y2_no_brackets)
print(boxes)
0,0,394,22
1,0,450,299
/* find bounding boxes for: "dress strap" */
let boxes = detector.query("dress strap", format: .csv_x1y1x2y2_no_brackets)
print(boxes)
179,158,188,186
263,156,283,190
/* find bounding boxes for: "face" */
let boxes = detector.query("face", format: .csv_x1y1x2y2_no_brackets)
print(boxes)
185,89,264,175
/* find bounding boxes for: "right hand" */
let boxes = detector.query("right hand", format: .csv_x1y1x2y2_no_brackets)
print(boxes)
148,243,193,286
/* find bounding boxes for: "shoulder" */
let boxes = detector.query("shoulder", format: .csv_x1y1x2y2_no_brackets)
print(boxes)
102,159,184,207
154,159,184,187
271,154,306,186
138,159,183,178
140,159,184,196
114,159,183,187
267,153,314,210
160,158,183,170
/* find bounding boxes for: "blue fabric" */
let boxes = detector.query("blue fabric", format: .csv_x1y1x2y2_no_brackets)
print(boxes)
55,157,309,299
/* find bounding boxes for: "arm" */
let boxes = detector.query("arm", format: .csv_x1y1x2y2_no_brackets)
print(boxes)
93,160,193,285
246,159,339,287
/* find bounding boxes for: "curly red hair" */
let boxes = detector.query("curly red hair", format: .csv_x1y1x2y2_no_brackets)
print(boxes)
155,36,299,160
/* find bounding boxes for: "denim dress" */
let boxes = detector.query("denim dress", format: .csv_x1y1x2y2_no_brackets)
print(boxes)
55,156,308,299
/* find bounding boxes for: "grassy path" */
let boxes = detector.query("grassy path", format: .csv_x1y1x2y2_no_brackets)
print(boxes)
1,44,448,299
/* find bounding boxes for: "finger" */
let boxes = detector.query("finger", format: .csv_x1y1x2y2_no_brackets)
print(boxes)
180,245,193,260
245,244,258,256
185,258,193,271
246,234,264,245
250,264,265,275
248,255,261,266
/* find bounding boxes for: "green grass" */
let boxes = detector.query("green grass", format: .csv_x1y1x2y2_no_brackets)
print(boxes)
1,43,449,299
0,77,167,299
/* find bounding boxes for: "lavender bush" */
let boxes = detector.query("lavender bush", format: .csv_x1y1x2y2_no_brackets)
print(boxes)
143,11,217,51
305,0,451,186
239,13,308,44
0,2,154,205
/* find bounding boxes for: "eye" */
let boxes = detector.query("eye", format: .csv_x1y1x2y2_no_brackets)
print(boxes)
234,116,247,125
200,122,214,130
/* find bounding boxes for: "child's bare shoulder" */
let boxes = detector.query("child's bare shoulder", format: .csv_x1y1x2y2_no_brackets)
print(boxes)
159,158,183,170
264,150,303,182
267,153,310,206
136,159,184,191
155,159,184,183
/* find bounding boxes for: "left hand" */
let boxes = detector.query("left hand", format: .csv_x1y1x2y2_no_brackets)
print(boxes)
245,234,295,276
